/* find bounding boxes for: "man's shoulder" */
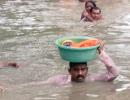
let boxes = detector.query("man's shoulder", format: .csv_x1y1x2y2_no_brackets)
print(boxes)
50,74,69,78
47,74,69,81
47,74,71,85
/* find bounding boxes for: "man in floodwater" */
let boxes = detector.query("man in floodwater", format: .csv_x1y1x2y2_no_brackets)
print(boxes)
21,42,119,86
45,43,119,85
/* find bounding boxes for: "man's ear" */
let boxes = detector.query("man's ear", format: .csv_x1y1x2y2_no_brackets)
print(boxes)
68,68,71,73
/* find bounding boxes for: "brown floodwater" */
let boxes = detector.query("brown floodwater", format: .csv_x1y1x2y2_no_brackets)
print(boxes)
0,0,130,100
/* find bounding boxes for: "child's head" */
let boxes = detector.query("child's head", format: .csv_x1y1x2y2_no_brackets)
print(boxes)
85,0,96,11
90,6,102,20
62,40,74,47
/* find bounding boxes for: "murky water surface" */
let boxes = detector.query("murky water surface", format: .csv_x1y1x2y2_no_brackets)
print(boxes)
0,0,130,100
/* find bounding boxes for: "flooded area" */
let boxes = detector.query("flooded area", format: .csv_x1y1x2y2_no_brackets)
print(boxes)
0,0,130,100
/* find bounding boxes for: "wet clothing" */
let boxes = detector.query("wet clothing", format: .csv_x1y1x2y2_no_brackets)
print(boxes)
45,50,119,85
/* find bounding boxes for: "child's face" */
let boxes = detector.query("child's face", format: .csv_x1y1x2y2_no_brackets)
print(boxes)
62,40,73,47
91,9,101,20
85,2,94,11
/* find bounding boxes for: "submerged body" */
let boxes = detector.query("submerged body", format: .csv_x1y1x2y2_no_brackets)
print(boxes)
45,50,119,85
22,47,119,86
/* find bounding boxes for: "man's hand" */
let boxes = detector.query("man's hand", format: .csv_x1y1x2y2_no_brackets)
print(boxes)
97,40,105,54
7,62,19,68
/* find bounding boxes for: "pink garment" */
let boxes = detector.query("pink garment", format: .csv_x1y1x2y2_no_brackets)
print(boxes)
46,50,119,85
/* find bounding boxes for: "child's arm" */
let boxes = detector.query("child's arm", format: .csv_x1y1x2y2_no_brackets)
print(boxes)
80,10,94,22
0,61,19,68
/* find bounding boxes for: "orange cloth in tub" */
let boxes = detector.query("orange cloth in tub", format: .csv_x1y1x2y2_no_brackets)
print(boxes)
62,39,100,48
77,39,100,47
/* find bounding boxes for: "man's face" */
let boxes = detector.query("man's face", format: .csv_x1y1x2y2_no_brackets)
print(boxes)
91,9,101,20
69,65,88,82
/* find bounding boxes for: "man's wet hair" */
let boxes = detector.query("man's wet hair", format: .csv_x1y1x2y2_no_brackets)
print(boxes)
69,62,87,69
90,6,101,13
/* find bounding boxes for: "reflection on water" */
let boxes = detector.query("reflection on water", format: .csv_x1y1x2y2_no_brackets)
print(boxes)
0,0,130,100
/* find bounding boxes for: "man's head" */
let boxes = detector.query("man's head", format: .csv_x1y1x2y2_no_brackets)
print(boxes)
85,0,96,11
68,62,88,83
90,7,102,20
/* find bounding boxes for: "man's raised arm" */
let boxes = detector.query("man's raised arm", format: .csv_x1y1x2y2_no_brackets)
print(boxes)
89,42,119,82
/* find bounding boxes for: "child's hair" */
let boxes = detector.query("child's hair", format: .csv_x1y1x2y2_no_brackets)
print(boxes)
85,0,97,9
